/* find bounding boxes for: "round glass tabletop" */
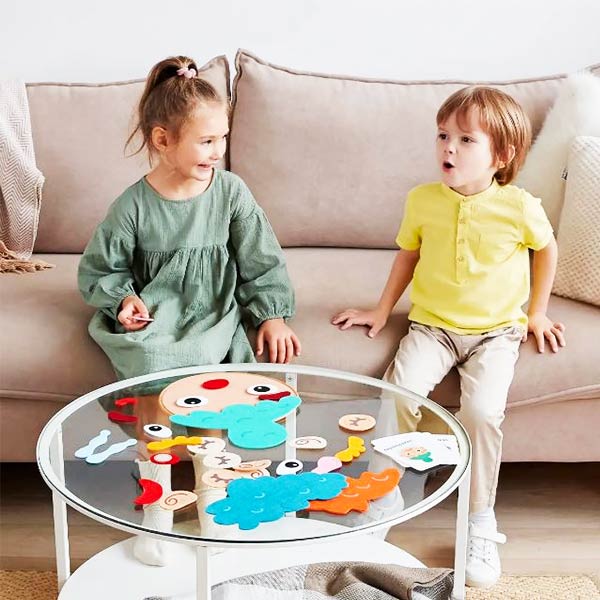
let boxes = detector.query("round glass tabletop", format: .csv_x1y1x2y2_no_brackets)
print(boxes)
37,364,470,547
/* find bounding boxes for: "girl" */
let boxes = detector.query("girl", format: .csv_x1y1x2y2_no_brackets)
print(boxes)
332,87,565,589
79,56,301,379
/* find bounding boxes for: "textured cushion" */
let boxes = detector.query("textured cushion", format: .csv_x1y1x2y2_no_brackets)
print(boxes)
229,50,592,249
516,72,600,231
2,250,598,410
29,55,230,253
552,137,600,306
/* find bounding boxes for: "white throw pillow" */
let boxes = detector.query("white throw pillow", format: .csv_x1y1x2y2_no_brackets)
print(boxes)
516,71,600,232
552,136,600,307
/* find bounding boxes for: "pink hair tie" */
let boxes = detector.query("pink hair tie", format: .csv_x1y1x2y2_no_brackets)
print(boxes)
176,67,197,79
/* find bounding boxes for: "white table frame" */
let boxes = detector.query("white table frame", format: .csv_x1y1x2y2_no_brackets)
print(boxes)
37,363,471,600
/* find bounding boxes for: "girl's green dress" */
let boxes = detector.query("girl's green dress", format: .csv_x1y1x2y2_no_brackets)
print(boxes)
78,170,295,380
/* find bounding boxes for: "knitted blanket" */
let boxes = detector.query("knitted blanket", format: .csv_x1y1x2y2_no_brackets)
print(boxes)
211,562,454,600
0,80,51,273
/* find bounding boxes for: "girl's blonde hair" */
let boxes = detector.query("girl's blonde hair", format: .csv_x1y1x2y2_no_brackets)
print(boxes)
126,55,227,159
436,86,531,185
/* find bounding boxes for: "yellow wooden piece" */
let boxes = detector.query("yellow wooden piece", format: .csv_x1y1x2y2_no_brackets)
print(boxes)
147,435,203,451
334,436,366,463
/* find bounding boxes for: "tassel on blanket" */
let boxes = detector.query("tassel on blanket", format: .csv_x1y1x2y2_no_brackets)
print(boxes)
0,240,54,273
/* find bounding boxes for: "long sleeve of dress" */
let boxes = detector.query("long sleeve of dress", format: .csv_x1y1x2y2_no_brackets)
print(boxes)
229,182,295,328
78,203,137,321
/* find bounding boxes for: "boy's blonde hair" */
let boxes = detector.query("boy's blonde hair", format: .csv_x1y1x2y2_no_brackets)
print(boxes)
126,55,228,160
437,86,531,185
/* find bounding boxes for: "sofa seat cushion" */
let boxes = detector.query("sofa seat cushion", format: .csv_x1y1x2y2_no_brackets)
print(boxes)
283,248,600,409
1,250,598,410
0,254,116,402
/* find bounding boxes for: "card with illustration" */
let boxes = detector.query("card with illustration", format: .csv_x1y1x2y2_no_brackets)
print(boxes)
371,432,460,471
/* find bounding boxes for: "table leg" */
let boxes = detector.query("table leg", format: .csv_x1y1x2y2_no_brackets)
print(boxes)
50,428,71,589
196,545,211,600
452,462,471,600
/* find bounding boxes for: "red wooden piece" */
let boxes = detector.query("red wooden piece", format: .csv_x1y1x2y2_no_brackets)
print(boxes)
134,479,163,505
107,411,137,424
115,396,138,407
201,378,229,390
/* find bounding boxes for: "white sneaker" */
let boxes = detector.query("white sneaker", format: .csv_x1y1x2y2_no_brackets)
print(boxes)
465,524,506,588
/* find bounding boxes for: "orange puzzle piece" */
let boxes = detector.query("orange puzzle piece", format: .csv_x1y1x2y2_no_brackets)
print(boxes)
307,468,401,515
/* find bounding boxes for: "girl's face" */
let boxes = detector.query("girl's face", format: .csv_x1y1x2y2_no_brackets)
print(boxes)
164,103,229,184
436,108,500,196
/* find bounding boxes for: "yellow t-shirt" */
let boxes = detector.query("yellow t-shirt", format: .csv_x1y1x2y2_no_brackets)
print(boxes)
396,180,554,334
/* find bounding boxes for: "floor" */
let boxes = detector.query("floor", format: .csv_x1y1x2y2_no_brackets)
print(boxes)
1,462,599,574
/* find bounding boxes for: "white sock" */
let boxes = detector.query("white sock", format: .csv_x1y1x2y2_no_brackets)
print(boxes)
469,506,497,532
133,460,176,566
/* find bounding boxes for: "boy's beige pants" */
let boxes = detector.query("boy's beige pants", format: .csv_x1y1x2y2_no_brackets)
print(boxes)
383,322,522,515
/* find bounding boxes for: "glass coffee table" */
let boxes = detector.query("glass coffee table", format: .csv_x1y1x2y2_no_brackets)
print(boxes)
37,364,471,600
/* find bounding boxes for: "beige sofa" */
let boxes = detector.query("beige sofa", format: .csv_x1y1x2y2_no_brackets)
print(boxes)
2,51,599,462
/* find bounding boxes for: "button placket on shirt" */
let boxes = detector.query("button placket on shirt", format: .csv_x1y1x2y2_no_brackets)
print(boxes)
456,199,468,282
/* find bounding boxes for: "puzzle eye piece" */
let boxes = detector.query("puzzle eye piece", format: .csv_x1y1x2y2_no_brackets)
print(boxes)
176,396,209,408
247,384,279,395
276,459,303,475
143,424,173,439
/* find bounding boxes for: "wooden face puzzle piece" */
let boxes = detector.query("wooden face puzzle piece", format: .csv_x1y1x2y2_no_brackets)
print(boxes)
308,468,402,515
159,490,198,511
114,397,138,407
203,452,242,469
134,478,163,505
335,436,366,463
234,459,272,472
85,438,137,465
107,411,137,424
276,459,303,475
311,456,343,474
143,424,173,439
150,453,180,465
159,372,296,416
201,469,244,489
205,472,348,530
74,430,111,459
241,468,270,479
170,396,301,450
147,436,203,452
290,436,327,450
187,437,226,455
338,414,376,432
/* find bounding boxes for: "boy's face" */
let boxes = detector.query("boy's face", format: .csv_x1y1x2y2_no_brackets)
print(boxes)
436,108,499,196
165,103,229,184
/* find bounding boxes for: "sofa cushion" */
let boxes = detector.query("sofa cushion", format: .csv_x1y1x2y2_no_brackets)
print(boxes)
229,51,599,249
552,136,600,306
2,250,598,410
29,55,230,254
516,72,600,231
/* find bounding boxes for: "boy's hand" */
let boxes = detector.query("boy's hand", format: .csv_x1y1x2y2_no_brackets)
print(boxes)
331,308,388,338
524,312,566,353
118,295,151,332
256,318,302,364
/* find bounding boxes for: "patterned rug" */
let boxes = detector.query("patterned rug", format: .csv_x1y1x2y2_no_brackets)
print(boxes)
1,570,599,600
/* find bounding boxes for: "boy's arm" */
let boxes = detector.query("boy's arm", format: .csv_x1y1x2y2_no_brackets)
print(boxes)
525,237,566,353
332,248,420,337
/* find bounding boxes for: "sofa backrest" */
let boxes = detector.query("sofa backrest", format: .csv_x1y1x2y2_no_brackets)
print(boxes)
230,51,600,249
29,56,230,253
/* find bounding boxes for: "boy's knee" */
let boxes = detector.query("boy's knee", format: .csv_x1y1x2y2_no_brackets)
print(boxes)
458,401,505,429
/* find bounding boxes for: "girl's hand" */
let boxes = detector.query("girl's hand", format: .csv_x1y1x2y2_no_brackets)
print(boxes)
256,318,302,364
118,295,151,332
523,312,566,353
331,308,388,338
